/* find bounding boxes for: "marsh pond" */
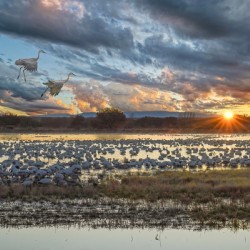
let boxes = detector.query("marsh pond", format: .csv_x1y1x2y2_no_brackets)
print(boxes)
0,133,249,249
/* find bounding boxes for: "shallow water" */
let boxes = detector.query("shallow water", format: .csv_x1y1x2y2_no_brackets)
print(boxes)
1,132,250,141
1,133,250,185
0,227,249,250
1,134,249,248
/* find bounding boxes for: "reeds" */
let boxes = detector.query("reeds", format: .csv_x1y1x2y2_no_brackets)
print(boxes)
0,169,250,229
100,169,250,203
1,169,249,204
0,184,98,201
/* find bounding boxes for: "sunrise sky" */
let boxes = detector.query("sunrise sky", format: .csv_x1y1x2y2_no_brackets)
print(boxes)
0,0,250,116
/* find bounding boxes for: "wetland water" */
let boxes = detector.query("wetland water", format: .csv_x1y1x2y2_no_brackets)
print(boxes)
1,132,250,141
0,133,249,249
1,133,250,186
0,227,249,250
1,133,250,171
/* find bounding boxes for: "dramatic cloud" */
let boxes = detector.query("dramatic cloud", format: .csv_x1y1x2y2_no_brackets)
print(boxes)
0,0,250,115
106,83,178,112
70,80,179,112
70,81,109,112
135,0,231,39
0,0,134,53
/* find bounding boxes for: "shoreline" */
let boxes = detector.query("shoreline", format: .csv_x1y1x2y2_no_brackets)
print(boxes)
0,198,249,230
1,170,249,230
0,130,250,135
0,134,249,231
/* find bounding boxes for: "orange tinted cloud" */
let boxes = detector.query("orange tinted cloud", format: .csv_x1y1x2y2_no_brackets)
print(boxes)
106,83,175,111
41,0,85,19
55,99,77,114
70,81,109,112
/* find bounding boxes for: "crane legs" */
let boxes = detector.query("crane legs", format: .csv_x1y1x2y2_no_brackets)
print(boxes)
23,69,26,82
41,88,49,97
17,67,26,82
17,67,23,80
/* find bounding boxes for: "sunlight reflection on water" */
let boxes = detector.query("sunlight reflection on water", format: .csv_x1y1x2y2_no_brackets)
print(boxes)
0,133,250,173
1,133,250,141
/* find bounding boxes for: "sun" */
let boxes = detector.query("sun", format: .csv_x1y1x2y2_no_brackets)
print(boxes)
224,111,234,120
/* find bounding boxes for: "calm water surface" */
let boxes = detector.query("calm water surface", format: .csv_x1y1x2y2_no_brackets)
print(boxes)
1,134,249,249
1,133,250,171
0,227,249,250
0,133,250,141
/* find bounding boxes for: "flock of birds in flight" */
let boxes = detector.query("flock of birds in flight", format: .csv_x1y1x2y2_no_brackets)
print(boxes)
15,49,76,97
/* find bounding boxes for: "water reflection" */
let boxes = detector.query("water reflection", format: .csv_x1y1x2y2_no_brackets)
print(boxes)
0,226,249,250
1,133,250,187
1,133,250,141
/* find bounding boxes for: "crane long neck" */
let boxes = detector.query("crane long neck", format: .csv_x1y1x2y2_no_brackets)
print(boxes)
64,74,71,83
36,51,41,60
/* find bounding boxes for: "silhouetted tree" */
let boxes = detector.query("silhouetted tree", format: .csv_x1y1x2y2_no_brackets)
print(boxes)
39,117,72,128
0,113,21,126
96,108,126,129
19,116,40,128
70,115,85,129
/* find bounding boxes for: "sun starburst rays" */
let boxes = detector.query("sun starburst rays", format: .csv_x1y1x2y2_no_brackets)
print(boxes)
213,113,247,132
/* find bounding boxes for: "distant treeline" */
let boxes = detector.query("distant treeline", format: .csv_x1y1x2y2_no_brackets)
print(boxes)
0,108,250,132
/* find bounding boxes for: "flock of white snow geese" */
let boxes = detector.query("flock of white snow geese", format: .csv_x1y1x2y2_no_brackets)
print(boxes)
15,49,76,97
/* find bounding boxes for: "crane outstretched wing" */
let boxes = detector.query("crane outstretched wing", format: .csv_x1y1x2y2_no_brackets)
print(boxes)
43,80,55,87
49,83,64,96
23,60,38,71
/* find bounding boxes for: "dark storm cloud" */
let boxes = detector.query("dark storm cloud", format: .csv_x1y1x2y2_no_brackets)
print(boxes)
66,46,250,105
161,71,250,104
135,0,231,39
141,34,250,79
83,0,138,25
67,62,167,89
135,0,250,68
0,65,45,102
1,95,69,113
1,0,250,113
0,0,134,53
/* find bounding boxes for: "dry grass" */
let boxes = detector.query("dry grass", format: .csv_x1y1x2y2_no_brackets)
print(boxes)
100,169,250,203
1,169,250,204
0,170,250,227
0,184,98,201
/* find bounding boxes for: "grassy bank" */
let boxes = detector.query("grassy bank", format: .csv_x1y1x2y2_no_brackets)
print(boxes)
0,169,250,228
1,169,250,203
101,169,250,203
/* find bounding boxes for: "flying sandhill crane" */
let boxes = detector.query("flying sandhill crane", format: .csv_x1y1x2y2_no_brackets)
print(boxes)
15,50,46,82
41,73,76,97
